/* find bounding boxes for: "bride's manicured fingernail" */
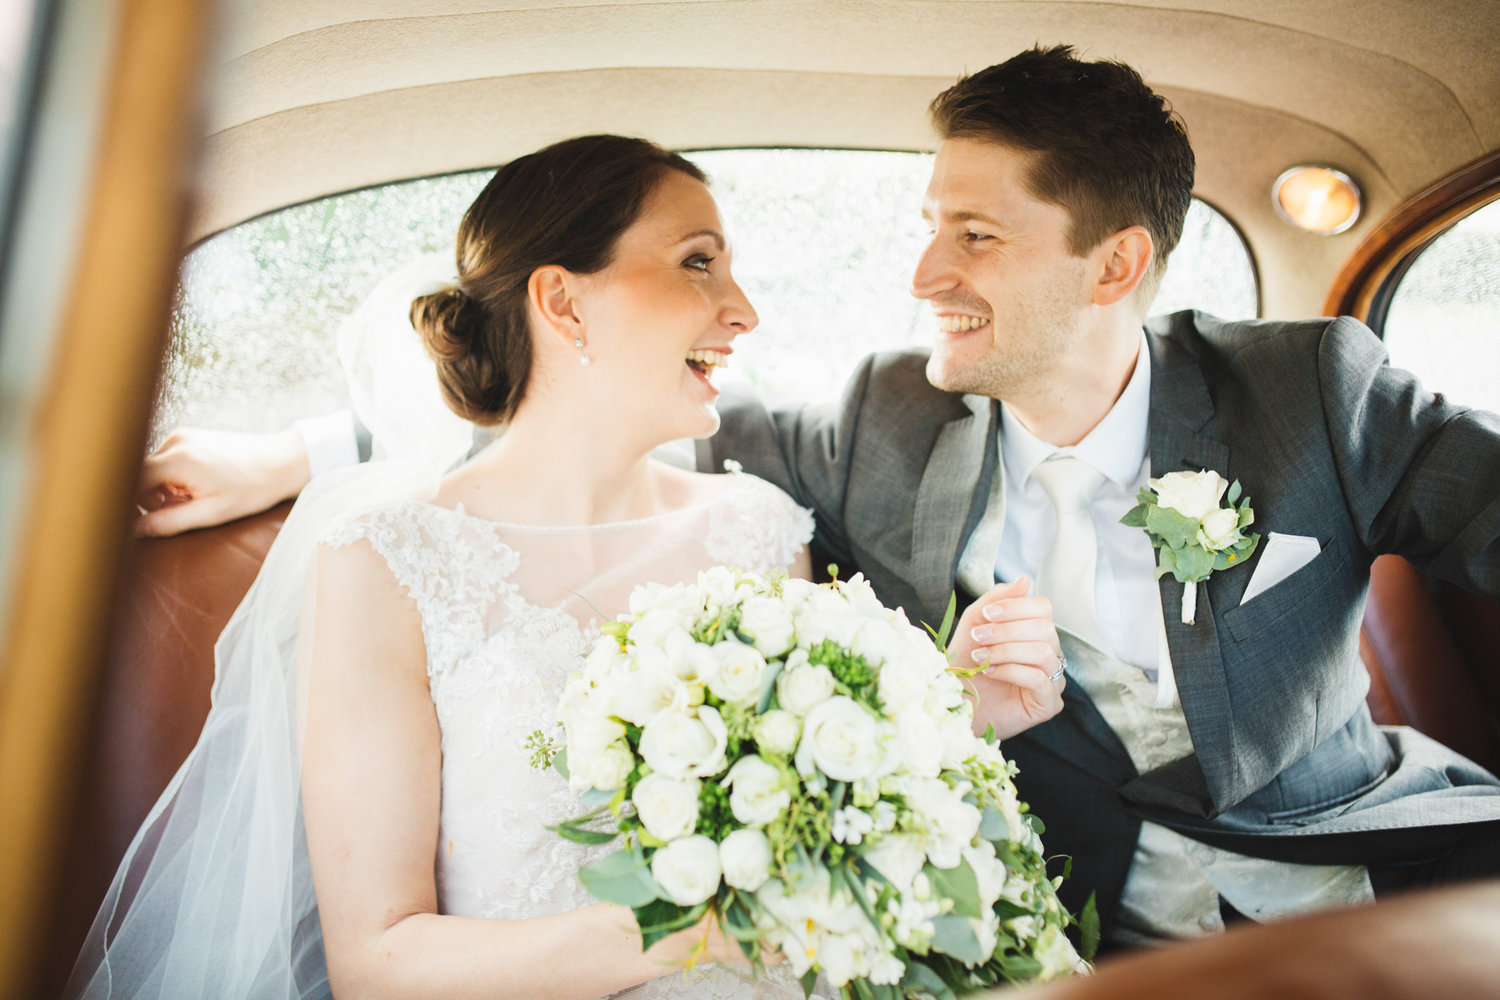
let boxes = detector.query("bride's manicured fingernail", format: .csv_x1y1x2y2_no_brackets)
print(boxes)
983,603,1006,621
971,625,994,643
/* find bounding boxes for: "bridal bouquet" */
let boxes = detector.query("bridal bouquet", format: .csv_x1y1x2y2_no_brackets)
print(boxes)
550,569,1090,998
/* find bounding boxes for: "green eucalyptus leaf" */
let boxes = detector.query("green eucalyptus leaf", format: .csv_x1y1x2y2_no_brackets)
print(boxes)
551,823,618,846
579,849,661,907
930,914,987,965
1154,545,1178,580
1145,505,1198,548
1227,479,1243,505
632,899,707,950
552,747,570,780
926,859,982,919
800,969,820,996
1174,544,1215,582
979,804,1009,841
900,961,957,1000
1119,502,1149,528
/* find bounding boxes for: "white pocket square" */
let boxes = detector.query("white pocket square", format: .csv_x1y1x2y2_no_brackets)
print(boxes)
1240,532,1322,604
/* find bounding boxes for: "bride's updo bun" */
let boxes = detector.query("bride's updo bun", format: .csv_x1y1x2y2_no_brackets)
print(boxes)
410,134,707,425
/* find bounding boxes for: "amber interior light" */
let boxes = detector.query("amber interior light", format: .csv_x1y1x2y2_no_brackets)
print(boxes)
1274,166,1362,234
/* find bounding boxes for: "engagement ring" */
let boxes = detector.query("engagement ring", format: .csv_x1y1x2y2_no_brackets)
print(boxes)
1049,654,1067,684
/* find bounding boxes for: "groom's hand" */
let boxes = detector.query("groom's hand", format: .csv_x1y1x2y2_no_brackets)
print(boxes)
950,577,1066,741
135,427,311,537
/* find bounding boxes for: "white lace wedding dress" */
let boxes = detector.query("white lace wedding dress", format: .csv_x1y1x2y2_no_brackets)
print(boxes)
320,468,822,1000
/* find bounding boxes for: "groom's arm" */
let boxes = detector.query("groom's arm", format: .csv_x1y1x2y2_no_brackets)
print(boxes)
698,355,888,573
1321,316,1500,599
136,410,370,536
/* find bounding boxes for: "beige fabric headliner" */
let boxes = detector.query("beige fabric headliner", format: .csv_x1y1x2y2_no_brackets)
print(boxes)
193,0,1500,316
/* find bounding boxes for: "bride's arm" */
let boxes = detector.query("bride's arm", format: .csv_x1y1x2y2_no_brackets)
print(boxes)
302,540,744,1000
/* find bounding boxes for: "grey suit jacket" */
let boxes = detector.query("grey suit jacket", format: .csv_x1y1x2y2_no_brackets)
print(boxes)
702,310,1500,930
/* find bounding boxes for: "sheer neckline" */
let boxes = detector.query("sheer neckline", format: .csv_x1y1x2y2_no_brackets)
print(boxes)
414,469,746,533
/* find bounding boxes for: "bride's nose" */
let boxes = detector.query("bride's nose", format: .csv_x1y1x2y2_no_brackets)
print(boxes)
720,276,758,336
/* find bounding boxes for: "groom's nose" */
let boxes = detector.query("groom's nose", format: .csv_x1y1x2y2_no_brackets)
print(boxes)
910,236,958,301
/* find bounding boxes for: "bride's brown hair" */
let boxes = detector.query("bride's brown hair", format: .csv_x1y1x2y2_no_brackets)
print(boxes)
410,134,706,425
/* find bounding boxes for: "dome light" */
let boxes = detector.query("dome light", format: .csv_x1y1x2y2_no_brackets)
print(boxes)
1273,165,1362,234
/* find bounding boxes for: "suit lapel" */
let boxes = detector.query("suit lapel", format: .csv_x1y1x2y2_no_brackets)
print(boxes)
912,393,995,616
1146,328,1248,813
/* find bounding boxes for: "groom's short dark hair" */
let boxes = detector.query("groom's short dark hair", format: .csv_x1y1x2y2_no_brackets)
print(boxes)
929,45,1195,290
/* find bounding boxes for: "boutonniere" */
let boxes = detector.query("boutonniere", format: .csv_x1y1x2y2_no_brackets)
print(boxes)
1121,469,1260,625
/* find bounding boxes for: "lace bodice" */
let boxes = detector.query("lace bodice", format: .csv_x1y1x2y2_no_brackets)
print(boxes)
322,471,819,1000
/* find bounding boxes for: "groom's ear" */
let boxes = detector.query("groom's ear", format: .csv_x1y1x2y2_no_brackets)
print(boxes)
1090,225,1154,307
527,265,584,342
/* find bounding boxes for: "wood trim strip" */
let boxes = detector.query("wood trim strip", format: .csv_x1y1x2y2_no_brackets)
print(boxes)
0,0,207,995
1324,148,1500,320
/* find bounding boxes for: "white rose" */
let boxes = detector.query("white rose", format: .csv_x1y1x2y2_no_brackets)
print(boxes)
578,741,635,791
650,834,722,905
698,565,748,605
707,641,768,705
719,828,773,890
864,835,925,893
737,596,797,658
850,618,906,669
894,708,943,778
935,709,979,769
793,588,863,648
629,581,689,616
722,755,791,826
1197,505,1242,550
630,606,694,648
876,654,933,717
608,661,691,726
776,661,836,716
795,696,885,781
638,706,729,777
631,773,701,842
753,709,802,755
1149,469,1228,520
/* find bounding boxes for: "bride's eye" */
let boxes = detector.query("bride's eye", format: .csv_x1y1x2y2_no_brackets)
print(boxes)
684,254,715,273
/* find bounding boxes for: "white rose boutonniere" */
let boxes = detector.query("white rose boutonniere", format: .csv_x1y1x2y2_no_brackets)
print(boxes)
1121,469,1260,624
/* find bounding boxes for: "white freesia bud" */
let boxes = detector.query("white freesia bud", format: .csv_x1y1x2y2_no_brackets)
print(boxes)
638,706,729,777
1197,506,1241,550
1149,469,1228,520
753,708,802,756
579,741,635,792
1033,922,1084,980
719,828,774,890
776,661,836,716
736,595,797,658
631,773,701,842
723,755,791,826
707,641,768,705
794,587,864,648
796,696,885,781
650,834,722,906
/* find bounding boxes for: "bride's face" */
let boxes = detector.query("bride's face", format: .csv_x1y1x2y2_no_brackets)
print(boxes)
574,170,758,442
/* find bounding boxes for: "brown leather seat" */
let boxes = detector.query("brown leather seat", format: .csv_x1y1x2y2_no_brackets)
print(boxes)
1003,879,1500,1000
39,512,1500,995
42,502,291,998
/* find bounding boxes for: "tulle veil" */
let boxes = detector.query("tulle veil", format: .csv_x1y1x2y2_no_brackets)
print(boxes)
66,256,473,998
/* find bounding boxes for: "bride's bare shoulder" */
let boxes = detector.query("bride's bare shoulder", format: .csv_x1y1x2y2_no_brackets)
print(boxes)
649,459,747,508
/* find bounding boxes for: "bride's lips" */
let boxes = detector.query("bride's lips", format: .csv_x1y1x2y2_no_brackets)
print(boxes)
685,347,732,394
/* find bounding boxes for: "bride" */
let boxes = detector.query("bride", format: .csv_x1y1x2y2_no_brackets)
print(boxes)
69,134,820,998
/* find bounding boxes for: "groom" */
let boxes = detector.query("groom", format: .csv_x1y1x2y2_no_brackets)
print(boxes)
139,46,1500,948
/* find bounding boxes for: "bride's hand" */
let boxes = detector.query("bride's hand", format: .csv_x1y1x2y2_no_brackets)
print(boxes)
948,577,1067,741
649,909,783,971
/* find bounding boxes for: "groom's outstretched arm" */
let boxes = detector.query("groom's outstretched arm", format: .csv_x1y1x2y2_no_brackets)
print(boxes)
135,411,368,536
699,355,887,573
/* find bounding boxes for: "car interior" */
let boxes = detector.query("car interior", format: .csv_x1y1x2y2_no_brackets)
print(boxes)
2,1,1498,997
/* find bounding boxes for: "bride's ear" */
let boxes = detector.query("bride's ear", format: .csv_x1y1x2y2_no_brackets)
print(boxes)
526,265,585,347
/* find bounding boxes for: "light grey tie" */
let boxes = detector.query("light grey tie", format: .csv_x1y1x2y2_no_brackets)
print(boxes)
1031,455,1108,645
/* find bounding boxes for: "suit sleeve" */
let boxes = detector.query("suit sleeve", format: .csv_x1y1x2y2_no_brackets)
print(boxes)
1320,316,1500,598
697,357,883,572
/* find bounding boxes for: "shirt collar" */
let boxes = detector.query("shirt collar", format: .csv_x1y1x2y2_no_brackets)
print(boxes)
1000,329,1152,488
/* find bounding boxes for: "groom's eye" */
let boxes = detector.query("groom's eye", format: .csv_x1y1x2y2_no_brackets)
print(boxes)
963,230,992,243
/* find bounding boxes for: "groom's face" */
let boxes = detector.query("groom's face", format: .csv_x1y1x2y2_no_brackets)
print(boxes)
912,138,1094,402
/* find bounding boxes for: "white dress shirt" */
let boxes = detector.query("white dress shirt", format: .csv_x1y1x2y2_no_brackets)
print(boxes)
994,332,1161,676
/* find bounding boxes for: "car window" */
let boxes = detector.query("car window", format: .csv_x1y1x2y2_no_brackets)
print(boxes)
154,150,1258,436
1378,198,1500,413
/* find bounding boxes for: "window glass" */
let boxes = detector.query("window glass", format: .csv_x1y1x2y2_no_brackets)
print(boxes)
156,150,1258,435
1381,199,1500,413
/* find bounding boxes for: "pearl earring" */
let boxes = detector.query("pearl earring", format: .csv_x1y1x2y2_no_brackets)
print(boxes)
574,337,591,367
